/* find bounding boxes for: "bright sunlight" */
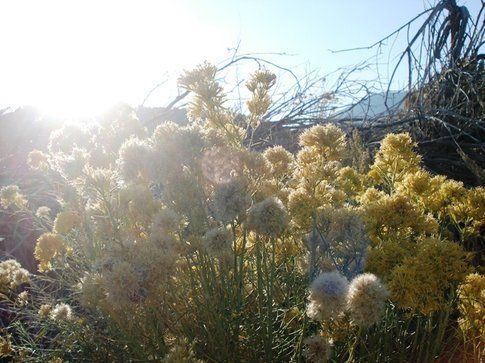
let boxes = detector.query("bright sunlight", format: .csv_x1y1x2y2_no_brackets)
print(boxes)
1,0,231,118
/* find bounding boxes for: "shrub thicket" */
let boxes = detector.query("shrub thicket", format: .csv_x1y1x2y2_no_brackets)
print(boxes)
0,64,483,362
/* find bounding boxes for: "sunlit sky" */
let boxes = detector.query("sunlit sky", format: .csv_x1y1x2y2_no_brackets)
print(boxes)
0,0,480,118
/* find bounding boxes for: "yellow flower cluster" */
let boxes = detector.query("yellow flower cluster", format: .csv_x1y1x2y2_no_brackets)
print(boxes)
0,185,27,209
384,237,469,314
457,273,485,337
0,259,29,292
50,303,73,321
449,186,485,238
263,146,294,180
34,233,70,272
27,149,50,171
336,166,366,198
246,69,276,126
299,124,346,161
288,124,349,233
178,62,245,144
0,334,13,358
53,211,82,234
288,188,317,230
38,304,53,318
361,192,439,243
354,132,483,314
117,137,153,183
368,133,421,188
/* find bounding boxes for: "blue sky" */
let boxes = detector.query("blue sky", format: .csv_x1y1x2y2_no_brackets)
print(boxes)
191,1,431,67
0,0,480,117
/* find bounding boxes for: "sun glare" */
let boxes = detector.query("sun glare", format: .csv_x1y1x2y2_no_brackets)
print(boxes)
34,75,120,119
33,60,124,120
1,0,232,119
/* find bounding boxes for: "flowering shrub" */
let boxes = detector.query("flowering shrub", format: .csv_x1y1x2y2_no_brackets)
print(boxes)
0,63,483,362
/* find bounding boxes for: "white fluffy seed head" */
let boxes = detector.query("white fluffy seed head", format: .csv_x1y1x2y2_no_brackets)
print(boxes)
50,303,73,321
347,273,390,326
246,197,288,237
213,179,251,222
303,334,332,363
204,226,233,256
307,271,349,322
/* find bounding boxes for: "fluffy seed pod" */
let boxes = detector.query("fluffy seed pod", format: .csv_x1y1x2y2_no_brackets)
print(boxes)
347,273,389,326
213,179,250,222
307,271,349,322
246,197,288,237
303,334,332,363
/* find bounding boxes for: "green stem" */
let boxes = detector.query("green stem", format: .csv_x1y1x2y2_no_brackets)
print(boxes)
347,326,362,362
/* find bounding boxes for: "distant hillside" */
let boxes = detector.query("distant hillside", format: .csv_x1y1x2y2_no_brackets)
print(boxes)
330,90,407,121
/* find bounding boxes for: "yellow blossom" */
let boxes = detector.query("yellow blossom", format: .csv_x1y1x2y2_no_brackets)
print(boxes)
38,304,52,318
288,188,317,230
246,69,276,120
368,133,421,187
117,137,153,183
361,192,438,243
53,211,82,234
17,291,28,306
35,206,51,219
0,185,27,209
27,149,50,171
0,334,13,358
263,145,293,179
457,273,485,337
336,166,365,198
299,124,347,161
34,233,70,272
386,237,470,314
50,303,73,321
0,259,29,292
